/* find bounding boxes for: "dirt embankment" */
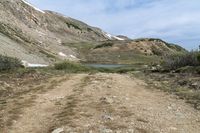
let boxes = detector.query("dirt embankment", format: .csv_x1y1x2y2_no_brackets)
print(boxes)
1,73,200,133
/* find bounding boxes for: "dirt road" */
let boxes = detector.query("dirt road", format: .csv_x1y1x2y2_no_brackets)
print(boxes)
2,73,200,133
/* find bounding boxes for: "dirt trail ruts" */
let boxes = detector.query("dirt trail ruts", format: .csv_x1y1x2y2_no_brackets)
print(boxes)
6,74,87,133
4,73,200,133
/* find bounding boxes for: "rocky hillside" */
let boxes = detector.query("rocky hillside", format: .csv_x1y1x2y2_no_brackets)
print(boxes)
84,39,187,64
0,0,186,65
92,39,186,56
0,0,124,65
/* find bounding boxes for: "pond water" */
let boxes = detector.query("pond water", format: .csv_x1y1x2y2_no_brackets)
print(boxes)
83,64,128,68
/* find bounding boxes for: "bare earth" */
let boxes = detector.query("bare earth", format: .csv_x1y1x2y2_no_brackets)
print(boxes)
2,73,200,133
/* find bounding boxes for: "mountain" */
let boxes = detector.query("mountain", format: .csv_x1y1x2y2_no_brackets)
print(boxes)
0,0,186,65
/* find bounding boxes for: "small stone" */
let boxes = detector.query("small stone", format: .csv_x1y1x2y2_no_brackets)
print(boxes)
102,115,114,121
127,129,135,133
167,106,172,110
107,85,112,88
190,82,199,89
100,97,113,104
169,127,177,131
13,120,17,123
125,98,129,101
52,127,64,133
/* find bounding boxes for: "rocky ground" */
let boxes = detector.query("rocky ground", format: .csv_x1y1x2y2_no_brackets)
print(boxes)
132,71,200,110
1,73,200,133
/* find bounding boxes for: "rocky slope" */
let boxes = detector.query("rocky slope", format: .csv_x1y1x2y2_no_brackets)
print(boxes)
0,0,186,65
0,0,124,65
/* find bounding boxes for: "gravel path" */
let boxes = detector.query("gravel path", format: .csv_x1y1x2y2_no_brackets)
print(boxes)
4,73,200,133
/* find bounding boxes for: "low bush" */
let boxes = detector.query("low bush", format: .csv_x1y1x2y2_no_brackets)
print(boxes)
92,66,135,73
197,53,200,63
162,51,200,70
94,42,114,49
0,55,22,71
54,61,89,73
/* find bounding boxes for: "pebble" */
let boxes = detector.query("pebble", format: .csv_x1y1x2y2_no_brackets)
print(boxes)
52,127,64,133
102,114,114,121
100,97,113,104
169,127,177,131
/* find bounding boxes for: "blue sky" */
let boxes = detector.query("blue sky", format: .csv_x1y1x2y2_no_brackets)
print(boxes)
27,0,200,50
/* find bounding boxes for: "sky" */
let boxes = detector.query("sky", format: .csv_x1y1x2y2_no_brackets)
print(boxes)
27,0,200,50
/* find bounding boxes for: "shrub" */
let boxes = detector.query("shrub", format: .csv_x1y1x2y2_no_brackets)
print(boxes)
0,55,22,71
54,61,89,72
163,51,200,70
152,48,163,56
65,22,82,31
94,42,114,49
197,53,200,63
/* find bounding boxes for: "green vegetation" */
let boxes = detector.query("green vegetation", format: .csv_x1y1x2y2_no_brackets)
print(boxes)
95,67,135,73
86,27,93,32
174,66,200,74
162,51,200,70
53,61,137,74
134,38,165,43
197,53,200,63
166,43,186,52
66,22,82,31
54,61,90,73
0,55,22,71
94,42,114,49
86,52,159,65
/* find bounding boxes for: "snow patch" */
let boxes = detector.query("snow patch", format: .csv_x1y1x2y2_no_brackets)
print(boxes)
58,52,67,57
52,128,64,133
105,33,112,39
104,32,124,41
22,60,48,68
112,36,125,41
70,55,76,59
21,0,45,14
59,52,77,59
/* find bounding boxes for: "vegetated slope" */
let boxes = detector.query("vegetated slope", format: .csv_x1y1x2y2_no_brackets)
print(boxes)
85,38,187,64
0,0,121,64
